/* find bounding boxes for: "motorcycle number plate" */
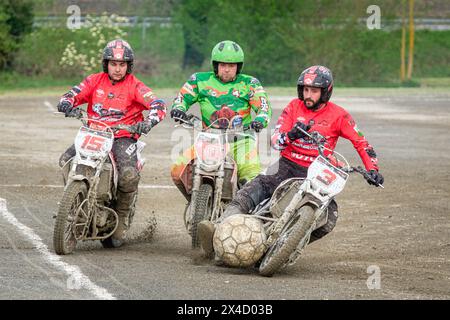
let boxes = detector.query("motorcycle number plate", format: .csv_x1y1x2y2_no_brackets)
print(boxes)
195,132,225,166
307,156,348,196
75,127,113,158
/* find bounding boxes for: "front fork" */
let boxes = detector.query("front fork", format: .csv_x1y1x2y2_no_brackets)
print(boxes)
67,160,118,241
265,181,331,248
211,175,224,222
189,163,225,224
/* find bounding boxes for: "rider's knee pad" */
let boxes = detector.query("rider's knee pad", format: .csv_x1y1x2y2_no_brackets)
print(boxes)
118,167,140,193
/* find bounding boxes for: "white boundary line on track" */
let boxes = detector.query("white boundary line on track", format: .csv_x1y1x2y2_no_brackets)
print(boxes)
0,198,116,300
44,100,55,112
0,184,176,189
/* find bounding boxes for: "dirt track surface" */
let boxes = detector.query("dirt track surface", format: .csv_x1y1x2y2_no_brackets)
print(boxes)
0,90,449,300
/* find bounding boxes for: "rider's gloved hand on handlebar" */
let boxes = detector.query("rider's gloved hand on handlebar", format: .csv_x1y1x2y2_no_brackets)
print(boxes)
170,108,188,123
366,170,384,186
135,121,155,135
250,120,264,133
57,101,73,115
287,122,311,141
65,107,82,118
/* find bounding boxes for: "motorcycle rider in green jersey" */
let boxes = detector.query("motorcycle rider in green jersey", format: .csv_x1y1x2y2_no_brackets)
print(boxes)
170,40,272,254
170,40,272,193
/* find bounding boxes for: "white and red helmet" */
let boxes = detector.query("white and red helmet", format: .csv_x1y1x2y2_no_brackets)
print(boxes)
297,65,333,103
102,39,134,73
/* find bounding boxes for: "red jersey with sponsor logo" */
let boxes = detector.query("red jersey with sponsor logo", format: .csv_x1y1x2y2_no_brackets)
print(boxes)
59,72,166,138
271,98,379,171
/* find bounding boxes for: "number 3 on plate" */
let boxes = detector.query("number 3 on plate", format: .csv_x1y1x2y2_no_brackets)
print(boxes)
316,169,337,185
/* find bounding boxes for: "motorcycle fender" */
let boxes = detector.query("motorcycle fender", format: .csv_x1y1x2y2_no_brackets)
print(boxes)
65,175,89,191
201,175,215,187
314,209,328,230
297,194,321,210
71,174,87,181
296,194,330,229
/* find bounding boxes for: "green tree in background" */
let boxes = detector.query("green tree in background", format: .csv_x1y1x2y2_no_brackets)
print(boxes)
174,0,298,83
174,0,413,86
174,0,214,68
0,0,34,70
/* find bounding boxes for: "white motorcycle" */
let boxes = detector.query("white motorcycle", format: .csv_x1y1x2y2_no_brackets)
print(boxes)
175,114,257,248
251,129,383,276
53,112,146,254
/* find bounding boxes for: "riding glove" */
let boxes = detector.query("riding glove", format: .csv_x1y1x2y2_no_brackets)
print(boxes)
135,121,155,135
57,101,72,114
65,108,82,118
287,122,311,141
170,108,188,122
250,120,264,133
366,170,384,186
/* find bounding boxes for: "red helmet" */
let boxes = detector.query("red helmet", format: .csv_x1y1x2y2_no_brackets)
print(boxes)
297,65,333,103
102,39,134,74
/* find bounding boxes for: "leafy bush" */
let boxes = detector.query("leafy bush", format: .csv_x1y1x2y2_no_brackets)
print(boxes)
59,14,128,76
0,0,33,70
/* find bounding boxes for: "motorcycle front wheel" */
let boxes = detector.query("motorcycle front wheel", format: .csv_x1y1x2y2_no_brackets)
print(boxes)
258,204,316,277
53,181,88,255
191,183,213,248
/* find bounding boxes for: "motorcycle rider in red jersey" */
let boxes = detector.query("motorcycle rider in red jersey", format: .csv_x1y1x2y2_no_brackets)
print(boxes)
197,65,384,255
57,39,166,247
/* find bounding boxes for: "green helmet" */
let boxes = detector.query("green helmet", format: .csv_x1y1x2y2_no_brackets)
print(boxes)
211,40,244,75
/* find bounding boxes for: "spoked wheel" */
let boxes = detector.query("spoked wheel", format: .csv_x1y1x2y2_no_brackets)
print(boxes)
190,184,213,248
53,181,88,255
258,204,316,277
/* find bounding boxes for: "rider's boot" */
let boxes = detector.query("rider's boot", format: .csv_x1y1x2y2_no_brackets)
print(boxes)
198,220,216,257
222,202,246,220
198,202,246,257
111,190,137,248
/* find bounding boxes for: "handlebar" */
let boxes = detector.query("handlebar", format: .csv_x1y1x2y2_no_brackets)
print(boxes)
174,113,252,132
342,166,384,188
296,124,384,188
54,110,138,134
110,124,138,135
173,114,201,128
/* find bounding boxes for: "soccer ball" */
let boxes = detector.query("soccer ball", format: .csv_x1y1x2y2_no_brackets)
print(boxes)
213,214,267,267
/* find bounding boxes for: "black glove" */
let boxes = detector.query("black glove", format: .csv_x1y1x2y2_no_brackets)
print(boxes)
366,170,384,186
57,101,72,114
65,107,82,118
170,108,187,123
287,122,311,141
135,121,154,135
250,120,264,133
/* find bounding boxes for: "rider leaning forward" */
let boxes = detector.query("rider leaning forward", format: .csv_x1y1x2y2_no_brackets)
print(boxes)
198,65,384,256
57,39,166,248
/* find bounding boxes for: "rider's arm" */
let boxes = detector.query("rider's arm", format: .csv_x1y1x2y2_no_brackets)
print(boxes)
133,81,167,126
270,100,296,150
248,77,272,127
170,73,200,113
338,113,380,171
58,74,95,110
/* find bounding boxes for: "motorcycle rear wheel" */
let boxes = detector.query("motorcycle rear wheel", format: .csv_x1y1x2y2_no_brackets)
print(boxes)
258,204,316,277
191,183,213,248
53,181,88,255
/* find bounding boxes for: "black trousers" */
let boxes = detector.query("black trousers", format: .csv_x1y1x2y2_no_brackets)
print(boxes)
232,156,338,242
